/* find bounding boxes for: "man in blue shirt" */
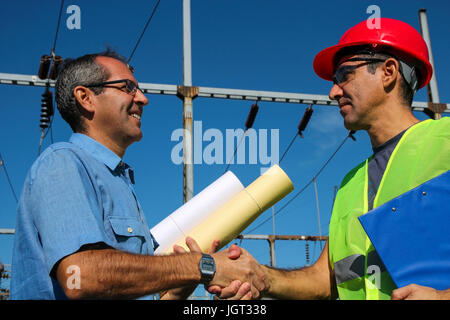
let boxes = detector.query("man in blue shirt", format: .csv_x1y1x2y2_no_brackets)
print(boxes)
11,50,267,299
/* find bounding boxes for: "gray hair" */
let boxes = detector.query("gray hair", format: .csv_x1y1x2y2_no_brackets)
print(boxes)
55,49,128,132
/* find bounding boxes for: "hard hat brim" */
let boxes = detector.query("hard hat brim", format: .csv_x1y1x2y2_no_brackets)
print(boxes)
313,41,371,82
313,40,433,89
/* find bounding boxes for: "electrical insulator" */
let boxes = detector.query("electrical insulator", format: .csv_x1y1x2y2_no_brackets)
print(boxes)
49,55,63,80
38,55,52,80
305,242,310,266
245,103,259,130
40,88,54,129
297,106,314,137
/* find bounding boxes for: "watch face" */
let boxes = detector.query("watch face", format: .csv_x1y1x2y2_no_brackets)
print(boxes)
202,259,215,272
200,254,216,283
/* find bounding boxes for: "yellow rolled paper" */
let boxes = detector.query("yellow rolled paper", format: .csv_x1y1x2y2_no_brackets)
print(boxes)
165,164,293,253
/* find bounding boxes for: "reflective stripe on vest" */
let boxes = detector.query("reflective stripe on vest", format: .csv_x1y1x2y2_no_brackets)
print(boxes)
329,118,450,300
334,251,386,285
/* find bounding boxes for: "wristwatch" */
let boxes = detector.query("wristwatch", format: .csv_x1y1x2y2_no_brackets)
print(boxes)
199,253,216,284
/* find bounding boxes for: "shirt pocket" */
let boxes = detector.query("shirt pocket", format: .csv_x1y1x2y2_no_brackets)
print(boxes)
108,216,146,254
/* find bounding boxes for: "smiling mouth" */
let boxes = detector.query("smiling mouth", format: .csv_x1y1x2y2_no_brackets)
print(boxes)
127,101,142,121
130,113,141,120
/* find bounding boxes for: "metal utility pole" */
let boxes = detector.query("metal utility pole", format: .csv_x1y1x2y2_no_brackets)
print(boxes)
419,9,445,120
268,235,276,267
272,206,276,235
0,229,15,235
179,0,196,203
313,177,322,250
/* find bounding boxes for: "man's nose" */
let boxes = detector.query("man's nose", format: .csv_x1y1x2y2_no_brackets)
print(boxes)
329,83,343,101
135,89,149,106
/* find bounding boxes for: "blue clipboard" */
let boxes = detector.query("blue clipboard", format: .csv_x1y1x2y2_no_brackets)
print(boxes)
358,170,450,290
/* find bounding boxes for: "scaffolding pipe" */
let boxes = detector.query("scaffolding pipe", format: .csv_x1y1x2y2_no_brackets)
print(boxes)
182,0,194,202
313,177,322,250
268,235,276,267
1,73,449,113
419,9,441,119
0,229,15,235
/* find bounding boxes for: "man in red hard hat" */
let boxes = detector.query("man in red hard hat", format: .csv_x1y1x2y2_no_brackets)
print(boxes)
210,18,450,300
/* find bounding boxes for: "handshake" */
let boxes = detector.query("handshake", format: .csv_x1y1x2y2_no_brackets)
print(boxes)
164,236,269,300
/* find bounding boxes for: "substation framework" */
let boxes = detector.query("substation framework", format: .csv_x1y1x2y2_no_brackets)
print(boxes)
0,4,449,298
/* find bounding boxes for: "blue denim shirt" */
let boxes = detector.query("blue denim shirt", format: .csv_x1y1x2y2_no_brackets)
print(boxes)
11,133,154,299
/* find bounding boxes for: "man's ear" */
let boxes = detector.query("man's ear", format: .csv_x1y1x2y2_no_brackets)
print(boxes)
73,86,97,113
381,58,400,91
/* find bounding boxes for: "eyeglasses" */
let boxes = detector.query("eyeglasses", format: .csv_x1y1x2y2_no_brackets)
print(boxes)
85,79,143,96
333,57,386,85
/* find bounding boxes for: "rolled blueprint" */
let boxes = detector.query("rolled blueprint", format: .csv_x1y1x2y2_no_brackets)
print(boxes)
162,164,294,254
151,171,245,254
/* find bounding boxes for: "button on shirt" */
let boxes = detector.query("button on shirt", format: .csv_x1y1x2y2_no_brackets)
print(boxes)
11,133,154,299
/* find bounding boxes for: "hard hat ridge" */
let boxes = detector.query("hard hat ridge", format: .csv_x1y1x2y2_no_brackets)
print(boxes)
313,18,433,89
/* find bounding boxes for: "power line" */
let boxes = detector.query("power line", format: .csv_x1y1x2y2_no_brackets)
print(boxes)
223,102,259,173
0,152,18,203
51,0,65,56
245,130,356,234
224,130,247,173
127,0,161,64
279,105,314,164
279,132,298,164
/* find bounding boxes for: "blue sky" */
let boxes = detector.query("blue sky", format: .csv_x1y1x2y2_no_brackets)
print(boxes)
0,0,449,281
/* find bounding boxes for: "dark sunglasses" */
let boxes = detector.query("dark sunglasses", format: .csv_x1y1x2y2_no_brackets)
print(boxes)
333,57,386,85
85,79,143,95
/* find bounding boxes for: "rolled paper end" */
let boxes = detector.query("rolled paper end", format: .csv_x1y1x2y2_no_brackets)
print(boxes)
151,216,185,254
245,164,294,212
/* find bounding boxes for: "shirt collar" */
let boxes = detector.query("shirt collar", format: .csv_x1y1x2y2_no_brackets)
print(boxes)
371,122,419,154
69,133,123,171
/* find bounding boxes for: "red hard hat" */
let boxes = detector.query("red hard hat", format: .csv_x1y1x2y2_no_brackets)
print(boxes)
313,18,433,89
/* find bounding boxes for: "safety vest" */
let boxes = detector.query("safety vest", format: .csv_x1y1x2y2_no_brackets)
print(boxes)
329,117,450,300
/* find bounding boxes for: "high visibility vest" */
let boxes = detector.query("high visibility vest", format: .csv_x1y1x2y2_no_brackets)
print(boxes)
329,117,450,300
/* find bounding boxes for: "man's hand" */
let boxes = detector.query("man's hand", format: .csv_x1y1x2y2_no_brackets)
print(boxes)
160,237,220,300
210,280,253,300
210,246,268,299
207,245,253,300
391,284,450,300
